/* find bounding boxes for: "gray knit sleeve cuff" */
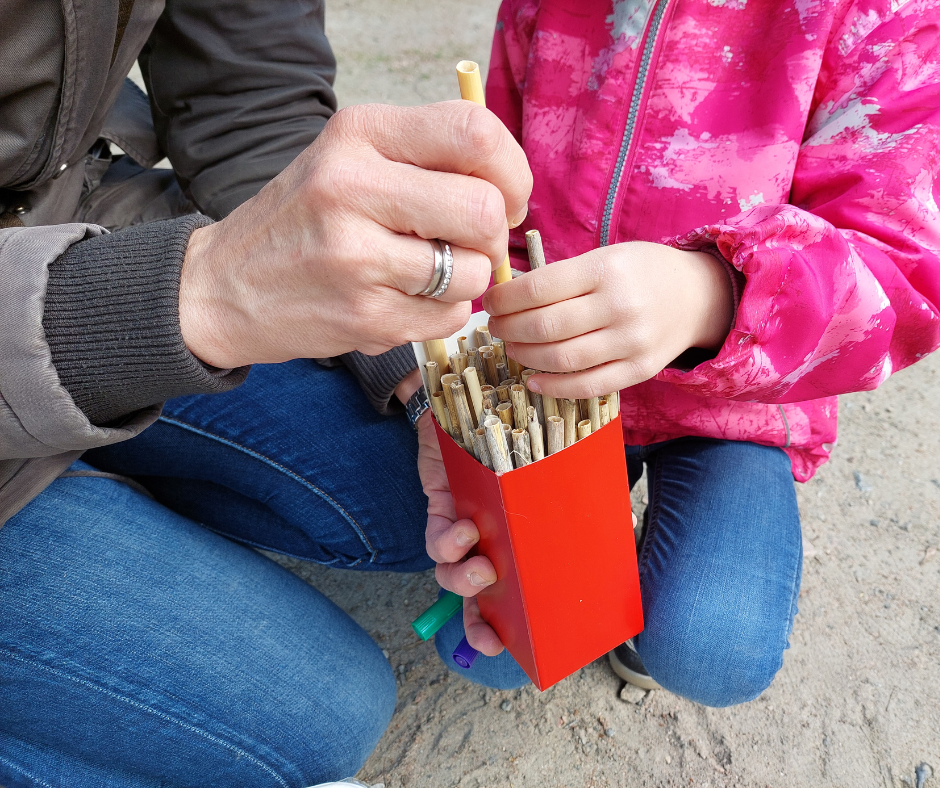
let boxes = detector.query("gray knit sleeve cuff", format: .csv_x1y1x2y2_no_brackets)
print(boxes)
43,214,250,426
337,345,419,415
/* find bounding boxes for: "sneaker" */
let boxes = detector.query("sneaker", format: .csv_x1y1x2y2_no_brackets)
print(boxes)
608,639,661,691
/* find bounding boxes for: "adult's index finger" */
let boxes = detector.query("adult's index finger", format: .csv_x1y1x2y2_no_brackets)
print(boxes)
330,102,532,226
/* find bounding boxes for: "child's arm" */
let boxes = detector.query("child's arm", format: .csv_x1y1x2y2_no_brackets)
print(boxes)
487,1,940,404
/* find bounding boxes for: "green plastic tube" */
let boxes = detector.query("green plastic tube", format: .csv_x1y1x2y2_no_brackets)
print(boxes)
411,591,463,641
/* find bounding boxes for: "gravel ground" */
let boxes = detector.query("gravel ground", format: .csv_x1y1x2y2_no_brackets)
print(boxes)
291,2,937,785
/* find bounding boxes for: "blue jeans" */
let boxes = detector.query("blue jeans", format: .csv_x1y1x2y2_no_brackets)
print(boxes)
0,360,431,788
434,438,803,707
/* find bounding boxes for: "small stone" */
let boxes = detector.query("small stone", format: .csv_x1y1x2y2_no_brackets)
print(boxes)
870,519,880,527
619,683,648,704
604,727,616,738
382,649,389,659
665,756,672,764
916,762,933,788
501,700,512,712
398,664,406,674
854,471,872,493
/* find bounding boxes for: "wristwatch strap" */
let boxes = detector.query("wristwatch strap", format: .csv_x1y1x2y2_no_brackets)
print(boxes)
405,387,430,430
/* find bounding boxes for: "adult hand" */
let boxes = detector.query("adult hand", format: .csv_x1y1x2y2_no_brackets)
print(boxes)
483,242,733,400
179,101,532,368
415,409,504,656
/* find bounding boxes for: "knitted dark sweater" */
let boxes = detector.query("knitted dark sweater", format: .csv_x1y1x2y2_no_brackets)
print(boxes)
42,216,416,425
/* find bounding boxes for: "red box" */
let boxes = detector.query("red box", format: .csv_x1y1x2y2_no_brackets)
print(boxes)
434,416,644,690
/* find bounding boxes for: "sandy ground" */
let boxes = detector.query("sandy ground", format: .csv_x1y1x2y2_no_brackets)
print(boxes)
290,3,940,786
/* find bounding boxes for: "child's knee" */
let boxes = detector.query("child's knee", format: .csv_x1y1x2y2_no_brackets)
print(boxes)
433,611,530,690
637,626,784,707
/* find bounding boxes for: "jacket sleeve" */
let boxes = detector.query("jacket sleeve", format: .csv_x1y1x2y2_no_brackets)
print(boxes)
138,0,337,220
0,224,161,459
658,1,940,403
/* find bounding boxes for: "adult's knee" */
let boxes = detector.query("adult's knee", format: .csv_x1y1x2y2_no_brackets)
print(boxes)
270,639,397,783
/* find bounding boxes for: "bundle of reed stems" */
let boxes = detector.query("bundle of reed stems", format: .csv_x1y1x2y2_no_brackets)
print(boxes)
420,229,621,474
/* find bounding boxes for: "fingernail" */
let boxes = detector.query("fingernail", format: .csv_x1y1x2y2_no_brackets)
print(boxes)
527,377,541,394
456,531,477,547
469,572,491,587
507,204,528,230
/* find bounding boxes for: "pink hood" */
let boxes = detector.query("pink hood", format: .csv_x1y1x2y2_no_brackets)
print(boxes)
486,0,940,481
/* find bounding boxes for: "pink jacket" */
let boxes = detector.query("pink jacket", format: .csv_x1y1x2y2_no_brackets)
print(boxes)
486,0,940,481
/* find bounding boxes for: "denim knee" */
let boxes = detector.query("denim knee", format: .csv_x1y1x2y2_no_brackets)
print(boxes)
635,621,785,707
433,609,530,690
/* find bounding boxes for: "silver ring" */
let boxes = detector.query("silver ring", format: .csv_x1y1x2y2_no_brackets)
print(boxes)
418,239,445,296
429,241,454,299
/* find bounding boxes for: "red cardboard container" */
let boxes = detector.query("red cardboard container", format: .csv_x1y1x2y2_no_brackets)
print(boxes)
435,417,644,690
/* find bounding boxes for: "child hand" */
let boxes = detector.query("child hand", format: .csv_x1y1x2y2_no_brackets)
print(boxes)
482,242,734,399
416,412,505,656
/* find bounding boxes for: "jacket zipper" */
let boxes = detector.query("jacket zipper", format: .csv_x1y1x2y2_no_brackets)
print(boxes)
599,0,672,247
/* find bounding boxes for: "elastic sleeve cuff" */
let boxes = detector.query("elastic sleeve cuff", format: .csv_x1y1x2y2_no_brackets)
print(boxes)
43,214,250,425
338,345,419,415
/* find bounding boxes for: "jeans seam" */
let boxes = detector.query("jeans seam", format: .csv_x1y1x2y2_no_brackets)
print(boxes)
636,453,662,588
0,754,57,788
209,526,363,568
157,415,378,563
0,648,294,788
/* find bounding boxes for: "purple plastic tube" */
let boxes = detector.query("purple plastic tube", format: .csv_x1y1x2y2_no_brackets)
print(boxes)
452,636,480,669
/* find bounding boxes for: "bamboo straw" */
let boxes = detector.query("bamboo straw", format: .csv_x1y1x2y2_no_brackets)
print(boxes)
451,381,477,454
450,353,469,376
430,391,452,435
501,421,512,450
606,390,620,418
508,357,523,379
467,347,483,379
425,360,442,395
482,405,495,421
587,397,601,433
542,394,558,420
473,427,493,470
577,419,592,441
423,340,450,375
462,366,484,426
560,398,578,447
525,229,546,269
441,373,461,438
496,362,509,383
547,416,564,456
475,327,493,349
496,401,514,427
599,400,611,427
510,384,529,430
484,416,513,474
457,336,473,354
495,384,512,403
482,350,498,387
492,339,507,367
457,60,513,285
512,429,532,467
527,406,545,461
480,385,498,412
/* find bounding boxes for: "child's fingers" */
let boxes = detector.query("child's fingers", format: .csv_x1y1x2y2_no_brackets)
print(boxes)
425,516,480,564
525,358,652,400
464,596,505,656
504,327,626,375
435,554,497,597
488,293,608,346
482,255,596,316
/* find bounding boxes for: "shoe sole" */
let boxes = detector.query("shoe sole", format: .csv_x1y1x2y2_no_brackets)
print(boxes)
608,650,662,691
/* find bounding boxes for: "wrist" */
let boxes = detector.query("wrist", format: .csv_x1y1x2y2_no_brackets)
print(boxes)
179,224,242,369
395,368,425,405
680,248,735,351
